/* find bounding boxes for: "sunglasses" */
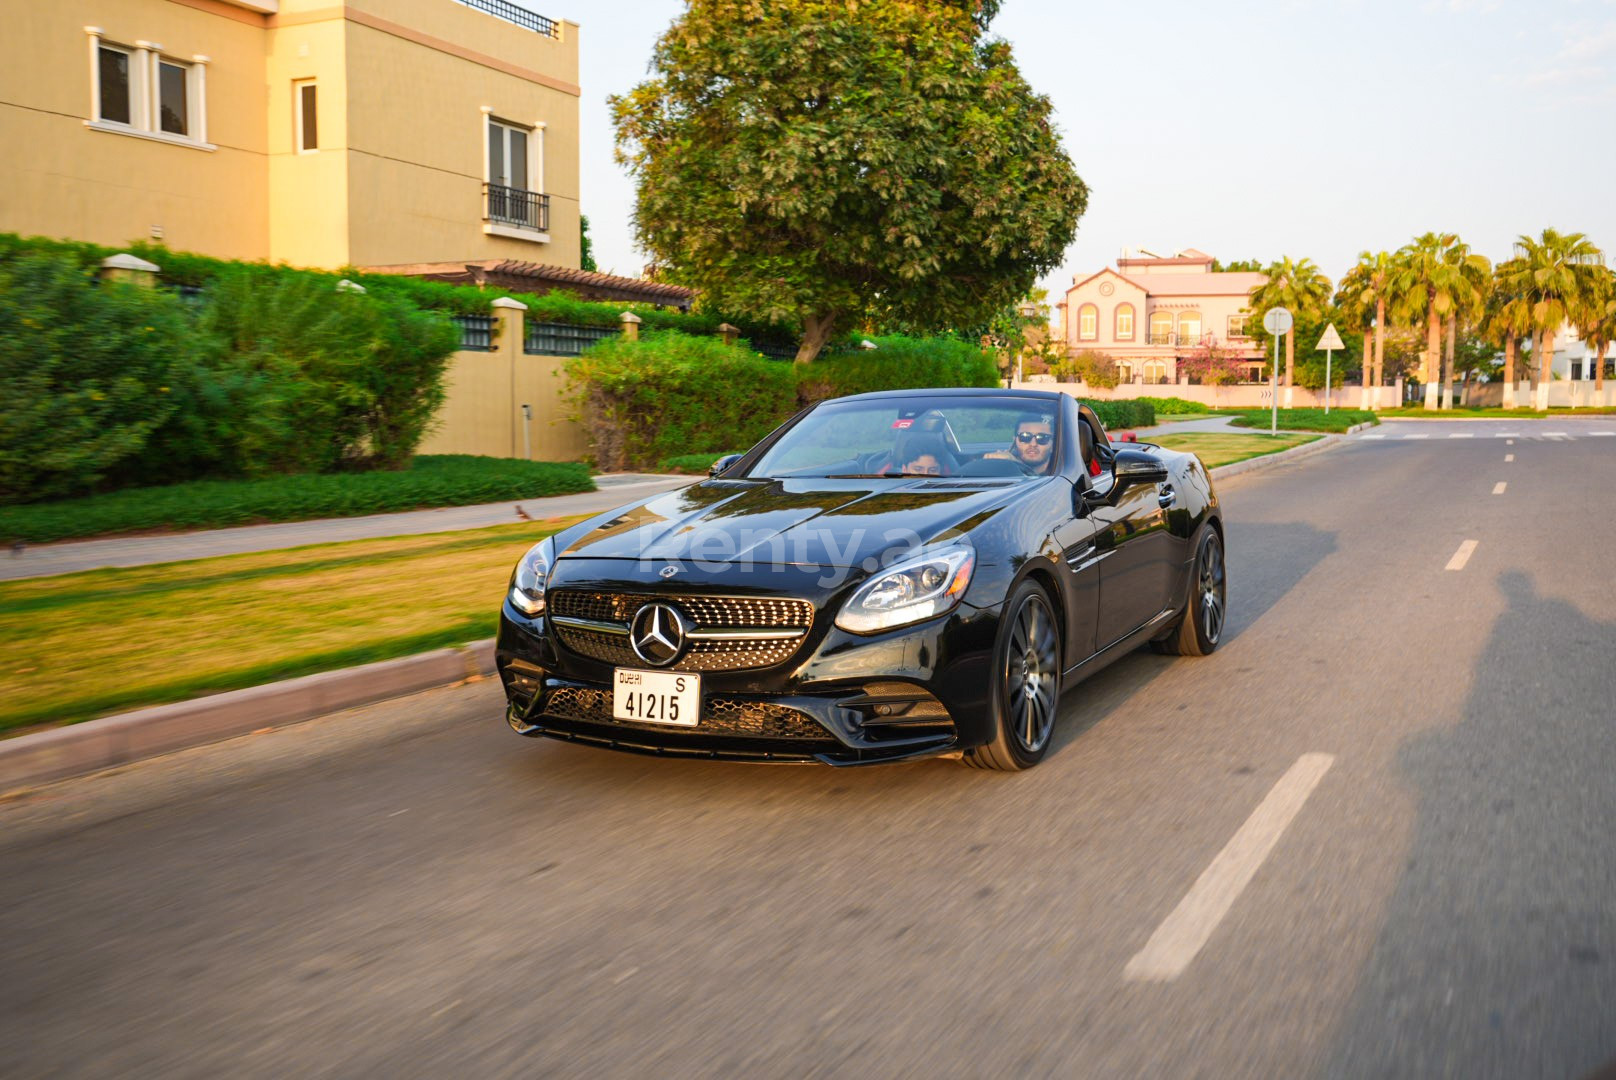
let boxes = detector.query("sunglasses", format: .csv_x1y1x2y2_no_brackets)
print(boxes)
1016,432,1053,446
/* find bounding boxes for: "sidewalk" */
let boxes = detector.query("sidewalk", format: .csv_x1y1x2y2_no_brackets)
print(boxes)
1,473,693,583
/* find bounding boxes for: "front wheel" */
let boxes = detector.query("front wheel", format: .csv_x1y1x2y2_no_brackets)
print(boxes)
964,581,1062,771
1154,527,1225,657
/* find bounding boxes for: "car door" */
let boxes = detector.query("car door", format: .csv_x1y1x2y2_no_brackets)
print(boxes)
1081,421,1177,649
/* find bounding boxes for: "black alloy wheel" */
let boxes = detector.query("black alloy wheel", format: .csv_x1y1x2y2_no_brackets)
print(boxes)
1155,527,1225,657
965,581,1062,771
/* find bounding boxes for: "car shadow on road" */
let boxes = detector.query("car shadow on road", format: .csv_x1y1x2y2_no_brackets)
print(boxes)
1317,570,1616,1080
1044,519,1337,759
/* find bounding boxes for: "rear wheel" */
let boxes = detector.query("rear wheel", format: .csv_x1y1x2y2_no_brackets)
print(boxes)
1154,527,1225,657
964,581,1061,771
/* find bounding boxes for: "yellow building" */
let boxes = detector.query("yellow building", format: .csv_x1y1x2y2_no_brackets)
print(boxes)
1,0,581,271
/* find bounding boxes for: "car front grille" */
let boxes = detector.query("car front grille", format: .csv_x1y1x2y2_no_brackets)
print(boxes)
543,686,828,740
548,590,814,673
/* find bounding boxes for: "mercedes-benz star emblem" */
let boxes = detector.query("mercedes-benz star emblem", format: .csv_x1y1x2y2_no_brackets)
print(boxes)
659,565,679,579
630,603,687,667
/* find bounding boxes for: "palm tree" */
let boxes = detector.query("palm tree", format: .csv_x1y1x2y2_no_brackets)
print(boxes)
1481,257,1534,408
1336,251,1395,408
1389,232,1487,410
1248,256,1333,395
1500,228,1605,408
1439,241,1492,409
1577,265,1616,398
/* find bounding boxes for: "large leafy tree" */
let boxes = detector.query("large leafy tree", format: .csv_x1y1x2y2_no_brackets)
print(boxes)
612,0,1087,362
1246,256,1332,388
1498,228,1604,401
1579,265,1616,393
1336,250,1395,400
1438,239,1491,409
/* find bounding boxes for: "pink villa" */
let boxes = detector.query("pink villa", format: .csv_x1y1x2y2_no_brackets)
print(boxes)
1058,249,1265,383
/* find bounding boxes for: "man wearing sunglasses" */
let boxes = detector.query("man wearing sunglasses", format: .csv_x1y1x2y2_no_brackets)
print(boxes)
1007,413,1056,474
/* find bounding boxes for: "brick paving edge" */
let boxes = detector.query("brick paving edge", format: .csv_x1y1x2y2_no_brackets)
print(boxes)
0,428,1367,794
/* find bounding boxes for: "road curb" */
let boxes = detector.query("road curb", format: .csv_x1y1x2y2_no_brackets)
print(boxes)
0,430,1370,794
0,639,496,794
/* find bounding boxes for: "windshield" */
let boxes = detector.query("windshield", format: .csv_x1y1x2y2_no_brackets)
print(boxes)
746,397,1061,480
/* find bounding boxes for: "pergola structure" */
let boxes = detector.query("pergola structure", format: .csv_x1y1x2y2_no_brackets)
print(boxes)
362,259,695,311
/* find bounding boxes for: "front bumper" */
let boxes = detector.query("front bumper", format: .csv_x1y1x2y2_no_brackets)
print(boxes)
495,580,1001,766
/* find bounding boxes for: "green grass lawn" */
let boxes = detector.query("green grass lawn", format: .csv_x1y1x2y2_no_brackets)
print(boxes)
1378,406,1616,419
1151,432,1319,468
0,455,595,545
0,516,584,733
1222,408,1376,433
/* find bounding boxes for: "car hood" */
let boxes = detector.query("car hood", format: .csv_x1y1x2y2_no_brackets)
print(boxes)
555,477,1040,568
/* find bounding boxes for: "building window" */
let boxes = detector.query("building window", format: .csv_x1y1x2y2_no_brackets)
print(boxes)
485,115,548,233
98,44,133,125
86,30,210,149
1178,311,1203,346
158,60,188,135
1078,304,1098,341
1227,314,1247,339
296,81,318,151
1149,311,1174,346
1115,303,1135,341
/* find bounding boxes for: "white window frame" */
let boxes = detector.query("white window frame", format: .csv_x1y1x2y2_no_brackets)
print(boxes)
480,107,549,244
295,79,318,153
1116,304,1134,341
84,27,213,151
1078,304,1098,341
1227,314,1247,339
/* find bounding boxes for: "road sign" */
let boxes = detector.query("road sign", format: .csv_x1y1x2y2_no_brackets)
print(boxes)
1316,323,1345,351
1263,307,1293,335
1316,323,1343,413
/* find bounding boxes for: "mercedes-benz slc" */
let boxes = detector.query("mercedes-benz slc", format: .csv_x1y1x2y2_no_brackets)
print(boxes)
496,388,1224,770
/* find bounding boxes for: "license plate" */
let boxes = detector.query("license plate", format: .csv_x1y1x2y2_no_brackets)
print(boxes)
613,668,701,727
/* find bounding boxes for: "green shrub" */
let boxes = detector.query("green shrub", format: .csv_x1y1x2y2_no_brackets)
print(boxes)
176,268,458,476
795,335,999,403
659,451,738,474
1081,399,1155,430
1141,396,1210,415
0,253,197,504
567,331,799,470
0,455,593,543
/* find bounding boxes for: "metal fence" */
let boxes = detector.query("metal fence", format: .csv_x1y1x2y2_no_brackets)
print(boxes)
484,184,550,232
452,314,496,351
525,322,620,356
452,0,558,35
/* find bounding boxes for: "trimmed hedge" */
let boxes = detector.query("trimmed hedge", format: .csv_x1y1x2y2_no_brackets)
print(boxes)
0,455,594,544
1081,399,1155,430
568,331,1001,470
1139,396,1211,415
659,451,737,474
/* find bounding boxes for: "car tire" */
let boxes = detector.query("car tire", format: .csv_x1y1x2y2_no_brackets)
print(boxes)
964,581,1062,771
1153,526,1225,657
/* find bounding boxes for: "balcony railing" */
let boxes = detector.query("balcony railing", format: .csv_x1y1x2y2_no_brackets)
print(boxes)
453,0,558,36
484,183,550,232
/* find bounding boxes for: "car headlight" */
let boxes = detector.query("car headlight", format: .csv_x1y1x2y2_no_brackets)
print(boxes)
508,537,555,617
834,545,975,634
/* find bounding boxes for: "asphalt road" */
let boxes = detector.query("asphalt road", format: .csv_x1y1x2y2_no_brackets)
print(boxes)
4,419,1615,1078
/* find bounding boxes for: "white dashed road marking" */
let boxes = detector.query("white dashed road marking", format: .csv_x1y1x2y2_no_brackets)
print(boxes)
1505,454,1515,462
1124,754,1335,983
1448,433,1474,438
1493,482,1507,495
1446,540,1479,571
1362,434,1386,440
1507,439,1515,446
1593,431,1616,437
1404,434,1429,439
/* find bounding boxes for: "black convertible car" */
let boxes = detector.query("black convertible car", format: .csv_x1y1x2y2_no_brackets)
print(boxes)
496,388,1224,770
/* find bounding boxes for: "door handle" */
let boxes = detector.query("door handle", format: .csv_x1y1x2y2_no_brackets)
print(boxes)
1157,484,1175,508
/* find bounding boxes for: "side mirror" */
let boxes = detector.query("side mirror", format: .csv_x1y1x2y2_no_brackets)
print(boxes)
708,453,744,478
1112,447,1168,488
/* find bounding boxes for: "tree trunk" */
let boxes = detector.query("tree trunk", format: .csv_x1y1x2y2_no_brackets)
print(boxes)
1284,327,1294,388
1423,302,1441,409
1538,328,1556,410
1597,343,1607,393
1503,334,1516,409
1373,296,1386,404
1442,313,1456,410
794,313,837,364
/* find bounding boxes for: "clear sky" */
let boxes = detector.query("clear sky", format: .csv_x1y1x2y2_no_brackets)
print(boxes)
538,0,1615,299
